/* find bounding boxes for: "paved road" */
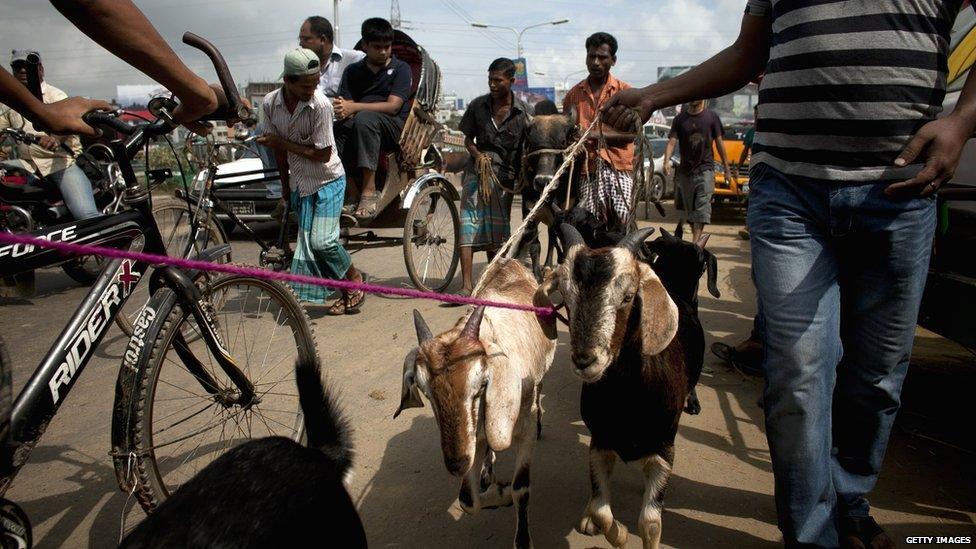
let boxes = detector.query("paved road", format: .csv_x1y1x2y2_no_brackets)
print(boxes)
2,202,973,547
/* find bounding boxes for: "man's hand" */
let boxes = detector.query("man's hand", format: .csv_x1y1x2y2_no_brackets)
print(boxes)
333,98,357,120
887,114,974,198
601,87,655,133
37,135,62,151
723,165,733,185
256,133,282,150
35,96,112,137
663,160,672,177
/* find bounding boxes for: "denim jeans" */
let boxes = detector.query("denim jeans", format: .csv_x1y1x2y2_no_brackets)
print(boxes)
47,163,101,220
747,163,934,547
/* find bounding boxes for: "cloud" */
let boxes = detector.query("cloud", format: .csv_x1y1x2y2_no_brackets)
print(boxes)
0,0,743,103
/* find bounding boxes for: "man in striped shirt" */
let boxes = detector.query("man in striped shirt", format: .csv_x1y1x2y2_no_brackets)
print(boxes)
603,1,976,547
258,48,366,315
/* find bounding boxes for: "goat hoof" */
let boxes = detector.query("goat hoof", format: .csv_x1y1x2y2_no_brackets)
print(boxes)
684,398,701,415
577,515,601,536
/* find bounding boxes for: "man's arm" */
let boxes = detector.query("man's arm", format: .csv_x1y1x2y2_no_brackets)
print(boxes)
663,136,677,176
602,12,772,129
49,0,218,124
0,68,109,136
336,95,404,117
714,135,732,183
257,134,332,163
592,125,637,146
464,136,481,160
888,58,976,196
274,149,290,199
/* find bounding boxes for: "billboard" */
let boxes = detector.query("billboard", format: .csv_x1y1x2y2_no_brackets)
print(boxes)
516,87,556,111
513,57,528,91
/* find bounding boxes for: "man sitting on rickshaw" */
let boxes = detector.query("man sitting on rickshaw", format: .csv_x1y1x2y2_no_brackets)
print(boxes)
333,17,412,221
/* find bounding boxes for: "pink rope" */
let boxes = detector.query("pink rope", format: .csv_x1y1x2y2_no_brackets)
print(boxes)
0,231,555,317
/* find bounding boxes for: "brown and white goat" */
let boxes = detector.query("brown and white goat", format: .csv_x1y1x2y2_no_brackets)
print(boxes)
536,225,685,549
396,260,557,548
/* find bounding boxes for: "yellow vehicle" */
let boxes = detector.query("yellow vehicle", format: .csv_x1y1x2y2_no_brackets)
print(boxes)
712,121,753,203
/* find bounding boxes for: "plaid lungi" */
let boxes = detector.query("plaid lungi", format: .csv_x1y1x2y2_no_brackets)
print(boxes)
579,163,635,227
459,170,511,251
289,176,352,303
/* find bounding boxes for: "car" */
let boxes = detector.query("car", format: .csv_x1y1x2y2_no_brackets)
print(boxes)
641,134,678,204
192,145,281,234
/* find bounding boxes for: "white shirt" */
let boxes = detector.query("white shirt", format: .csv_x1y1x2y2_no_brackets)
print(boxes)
262,88,344,197
0,82,81,176
317,46,365,98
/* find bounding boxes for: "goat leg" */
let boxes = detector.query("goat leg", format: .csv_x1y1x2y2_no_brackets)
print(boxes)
684,388,702,415
638,447,674,549
577,446,628,547
535,389,543,440
512,417,536,549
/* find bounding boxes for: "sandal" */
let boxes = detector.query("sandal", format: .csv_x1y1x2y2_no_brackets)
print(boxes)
326,295,348,316
344,273,369,314
354,194,379,220
710,341,764,377
446,287,471,307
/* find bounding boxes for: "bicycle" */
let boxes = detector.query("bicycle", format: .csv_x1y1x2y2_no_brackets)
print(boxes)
0,33,317,520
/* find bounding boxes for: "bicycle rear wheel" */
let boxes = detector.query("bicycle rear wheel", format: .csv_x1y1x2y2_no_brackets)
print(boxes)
115,196,229,336
125,274,316,511
403,184,460,292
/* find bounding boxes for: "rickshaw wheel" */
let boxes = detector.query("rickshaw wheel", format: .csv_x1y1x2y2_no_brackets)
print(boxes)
403,184,460,292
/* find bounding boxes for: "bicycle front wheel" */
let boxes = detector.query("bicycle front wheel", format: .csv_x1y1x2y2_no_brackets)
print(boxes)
126,274,316,512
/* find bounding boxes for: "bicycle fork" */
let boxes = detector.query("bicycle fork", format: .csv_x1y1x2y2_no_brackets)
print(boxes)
155,266,257,408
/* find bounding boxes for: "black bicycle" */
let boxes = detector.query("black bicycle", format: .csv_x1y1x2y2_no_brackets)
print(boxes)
0,33,317,523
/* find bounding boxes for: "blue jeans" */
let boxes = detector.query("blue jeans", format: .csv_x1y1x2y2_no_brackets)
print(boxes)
747,163,934,547
47,163,101,220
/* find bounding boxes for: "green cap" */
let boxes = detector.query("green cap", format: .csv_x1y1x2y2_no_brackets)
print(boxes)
280,48,321,79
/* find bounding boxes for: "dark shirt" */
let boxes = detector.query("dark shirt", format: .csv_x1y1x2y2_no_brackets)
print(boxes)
669,109,723,175
458,93,530,182
338,57,413,121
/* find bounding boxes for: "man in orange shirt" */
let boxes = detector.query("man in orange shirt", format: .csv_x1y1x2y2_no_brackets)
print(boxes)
562,32,637,229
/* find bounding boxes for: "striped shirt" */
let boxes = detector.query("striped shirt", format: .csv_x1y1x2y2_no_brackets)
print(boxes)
746,0,965,181
262,88,344,197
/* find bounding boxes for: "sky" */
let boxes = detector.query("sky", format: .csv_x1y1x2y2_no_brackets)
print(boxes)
0,0,747,103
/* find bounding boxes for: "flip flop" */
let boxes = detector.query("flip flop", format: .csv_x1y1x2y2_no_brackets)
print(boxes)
354,194,379,220
343,273,369,314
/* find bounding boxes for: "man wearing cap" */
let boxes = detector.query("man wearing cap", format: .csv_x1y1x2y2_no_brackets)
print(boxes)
257,48,367,315
298,15,365,99
0,49,101,220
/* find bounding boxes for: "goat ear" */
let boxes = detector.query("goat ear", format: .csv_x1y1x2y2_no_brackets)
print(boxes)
705,251,721,298
483,347,521,452
636,262,679,356
532,270,560,340
394,348,425,418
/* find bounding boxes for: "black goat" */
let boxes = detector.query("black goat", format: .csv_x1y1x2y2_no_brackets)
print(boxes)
646,228,720,415
537,225,685,548
119,358,366,548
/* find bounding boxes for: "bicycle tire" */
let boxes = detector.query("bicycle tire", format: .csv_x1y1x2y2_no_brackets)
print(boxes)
114,196,230,336
403,185,460,292
123,273,316,512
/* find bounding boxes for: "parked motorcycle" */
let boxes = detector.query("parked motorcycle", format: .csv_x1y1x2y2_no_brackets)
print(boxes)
1,127,126,294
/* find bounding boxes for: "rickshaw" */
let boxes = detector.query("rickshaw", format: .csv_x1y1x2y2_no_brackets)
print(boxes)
339,30,461,292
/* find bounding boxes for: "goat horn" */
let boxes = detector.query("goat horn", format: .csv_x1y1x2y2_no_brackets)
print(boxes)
462,306,486,340
617,227,656,254
413,309,433,343
559,223,586,250
695,233,711,250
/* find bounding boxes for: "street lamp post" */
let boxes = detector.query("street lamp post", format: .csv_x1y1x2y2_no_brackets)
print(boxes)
471,19,569,59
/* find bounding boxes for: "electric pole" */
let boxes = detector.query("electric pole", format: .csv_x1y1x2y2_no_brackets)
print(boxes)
391,0,402,29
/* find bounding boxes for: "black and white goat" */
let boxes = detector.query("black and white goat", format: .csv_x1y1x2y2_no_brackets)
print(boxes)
396,259,557,548
119,358,366,548
536,225,686,549
646,227,720,415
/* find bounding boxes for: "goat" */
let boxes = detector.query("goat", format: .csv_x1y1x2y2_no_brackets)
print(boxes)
535,224,685,549
396,259,557,549
119,358,366,548
646,227,720,415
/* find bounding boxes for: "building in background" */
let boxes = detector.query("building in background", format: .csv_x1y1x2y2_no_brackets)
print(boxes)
436,91,465,124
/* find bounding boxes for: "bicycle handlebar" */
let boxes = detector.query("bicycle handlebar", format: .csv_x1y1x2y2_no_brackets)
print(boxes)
83,111,137,136
181,32,252,123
